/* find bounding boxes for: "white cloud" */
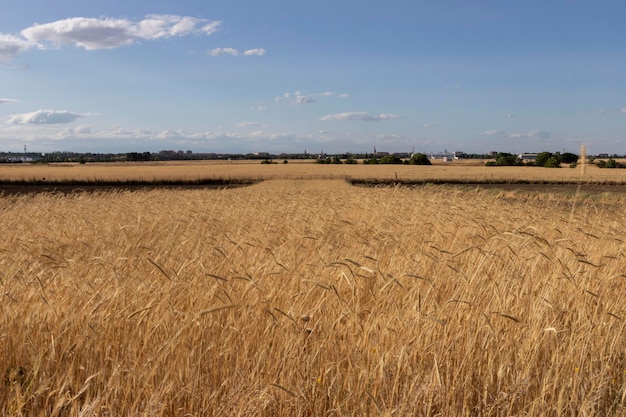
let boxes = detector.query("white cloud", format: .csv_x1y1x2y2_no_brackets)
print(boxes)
209,47,240,56
0,34,39,62
248,130,295,141
320,112,400,121
507,129,550,140
276,91,345,105
377,133,403,140
209,47,266,57
621,108,626,113
481,129,505,136
154,129,185,140
7,109,89,124
243,48,266,56
423,122,437,128
0,98,19,104
20,15,222,51
338,93,350,99
137,15,221,39
54,125,92,138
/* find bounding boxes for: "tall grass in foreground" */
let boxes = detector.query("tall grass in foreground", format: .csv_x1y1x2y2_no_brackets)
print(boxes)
1,180,626,416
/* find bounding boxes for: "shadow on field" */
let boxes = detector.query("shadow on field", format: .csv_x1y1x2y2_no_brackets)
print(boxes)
4,177,626,195
0,178,261,195
349,178,626,194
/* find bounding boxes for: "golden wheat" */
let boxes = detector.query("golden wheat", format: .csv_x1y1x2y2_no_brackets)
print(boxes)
2,159,626,183
1,179,626,416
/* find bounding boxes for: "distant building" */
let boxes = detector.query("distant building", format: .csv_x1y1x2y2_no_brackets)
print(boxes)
429,152,455,160
518,153,538,161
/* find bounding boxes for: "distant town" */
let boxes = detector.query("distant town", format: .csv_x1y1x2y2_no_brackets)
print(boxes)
0,149,622,164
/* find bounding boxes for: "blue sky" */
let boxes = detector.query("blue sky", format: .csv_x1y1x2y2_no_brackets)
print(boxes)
1,0,625,155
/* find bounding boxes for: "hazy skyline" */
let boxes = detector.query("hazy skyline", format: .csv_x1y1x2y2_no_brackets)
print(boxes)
1,0,626,155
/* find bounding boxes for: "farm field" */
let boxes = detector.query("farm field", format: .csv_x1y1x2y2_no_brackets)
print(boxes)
2,159,626,185
2,175,626,415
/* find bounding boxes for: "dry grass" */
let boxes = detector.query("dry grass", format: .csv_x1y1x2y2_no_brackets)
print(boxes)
3,159,626,183
2,179,626,416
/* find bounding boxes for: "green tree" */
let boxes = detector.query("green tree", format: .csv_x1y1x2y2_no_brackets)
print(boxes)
534,152,553,167
494,153,520,166
544,156,561,168
409,153,432,165
379,155,403,164
560,152,578,164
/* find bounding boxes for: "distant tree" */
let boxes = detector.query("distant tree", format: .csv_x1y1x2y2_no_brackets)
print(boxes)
126,152,152,162
534,152,553,167
331,156,343,164
493,153,520,166
605,159,617,168
544,156,561,168
409,153,432,165
363,158,379,164
560,152,578,164
344,157,357,164
379,155,403,164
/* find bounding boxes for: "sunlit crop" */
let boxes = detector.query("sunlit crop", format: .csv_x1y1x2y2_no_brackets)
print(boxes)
2,179,626,416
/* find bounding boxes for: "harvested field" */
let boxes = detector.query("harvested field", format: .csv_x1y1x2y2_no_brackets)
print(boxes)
2,179,626,415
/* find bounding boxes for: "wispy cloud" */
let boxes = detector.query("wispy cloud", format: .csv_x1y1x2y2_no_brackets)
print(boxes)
0,98,19,104
507,130,551,140
423,122,437,128
7,109,91,124
480,129,550,140
481,129,506,136
621,108,626,113
320,112,400,121
0,34,39,62
209,47,266,57
54,125,92,138
275,91,333,105
20,15,221,51
243,48,266,56
209,47,240,56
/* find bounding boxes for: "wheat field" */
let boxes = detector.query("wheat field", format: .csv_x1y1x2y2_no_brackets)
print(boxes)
2,179,626,416
3,159,626,183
